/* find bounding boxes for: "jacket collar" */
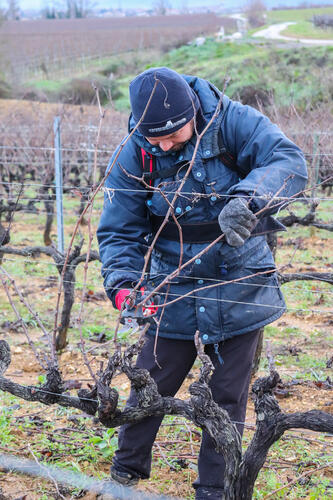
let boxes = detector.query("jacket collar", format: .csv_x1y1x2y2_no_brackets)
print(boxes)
128,75,229,159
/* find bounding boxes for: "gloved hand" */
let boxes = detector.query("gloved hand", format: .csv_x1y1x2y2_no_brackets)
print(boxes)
218,198,258,247
115,288,132,311
115,287,158,317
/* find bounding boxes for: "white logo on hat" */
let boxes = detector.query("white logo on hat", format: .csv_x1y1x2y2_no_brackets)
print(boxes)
148,117,186,133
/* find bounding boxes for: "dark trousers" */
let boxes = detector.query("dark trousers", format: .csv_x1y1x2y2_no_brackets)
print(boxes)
113,330,260,492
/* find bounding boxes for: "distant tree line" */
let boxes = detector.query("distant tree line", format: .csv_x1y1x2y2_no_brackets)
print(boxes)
152,0,171,16
1,0,95,21
1,0,179,20
41,0,173,19
41,0,95,19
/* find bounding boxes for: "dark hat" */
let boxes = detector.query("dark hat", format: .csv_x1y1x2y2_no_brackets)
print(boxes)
129,67,199,137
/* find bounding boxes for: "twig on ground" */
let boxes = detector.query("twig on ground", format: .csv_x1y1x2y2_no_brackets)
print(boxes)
263,461,333,499
28,444,66,500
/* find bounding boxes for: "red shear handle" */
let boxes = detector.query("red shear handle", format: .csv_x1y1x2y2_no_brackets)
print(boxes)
140,287,158,317
142,303,158,316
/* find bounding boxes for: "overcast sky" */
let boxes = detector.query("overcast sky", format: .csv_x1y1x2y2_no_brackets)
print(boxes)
13,0,333,11
15,0,225,9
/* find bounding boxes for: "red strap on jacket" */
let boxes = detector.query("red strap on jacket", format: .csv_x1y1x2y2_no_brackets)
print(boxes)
141,148,154,187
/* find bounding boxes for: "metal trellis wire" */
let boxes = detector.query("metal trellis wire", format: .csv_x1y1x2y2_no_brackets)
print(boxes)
0,453,180,500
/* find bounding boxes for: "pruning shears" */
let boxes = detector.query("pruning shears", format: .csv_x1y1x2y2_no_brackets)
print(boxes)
120,284,160,332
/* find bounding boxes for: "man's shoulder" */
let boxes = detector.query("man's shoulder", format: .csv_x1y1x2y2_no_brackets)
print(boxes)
221,97,270,130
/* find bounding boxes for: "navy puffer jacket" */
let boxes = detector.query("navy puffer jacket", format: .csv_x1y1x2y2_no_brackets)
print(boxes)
97,75,307,344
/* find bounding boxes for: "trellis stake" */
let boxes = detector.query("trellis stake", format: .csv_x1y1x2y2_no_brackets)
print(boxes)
54,116,64,254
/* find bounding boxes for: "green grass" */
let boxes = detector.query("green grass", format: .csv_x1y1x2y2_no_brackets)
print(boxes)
0,407,15,447
254,435,333,499
27,79,64,92
267,7,333,23
252,7,333,41
3,393,332,499
281,21,333,40
112,39,333,112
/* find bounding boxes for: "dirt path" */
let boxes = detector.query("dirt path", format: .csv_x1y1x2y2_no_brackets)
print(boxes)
253,21,333,46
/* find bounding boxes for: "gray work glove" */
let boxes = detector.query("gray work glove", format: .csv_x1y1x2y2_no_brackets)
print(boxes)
218,198,258,247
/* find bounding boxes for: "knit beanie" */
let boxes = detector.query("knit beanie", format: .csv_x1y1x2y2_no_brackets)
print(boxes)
129,67,200,137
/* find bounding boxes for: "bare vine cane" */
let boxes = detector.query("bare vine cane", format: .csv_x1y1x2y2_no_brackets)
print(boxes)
118,162,186,271
0,183,23,265
52,79,160,353
28,445,66,500
75,85,106,384
152,282,171,368
262,461,333,500
0,269,50,370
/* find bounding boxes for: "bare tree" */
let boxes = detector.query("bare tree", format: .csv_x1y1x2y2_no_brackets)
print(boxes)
5,0,20,20
244,0,266,28
152,0,171,16
67,0,95,18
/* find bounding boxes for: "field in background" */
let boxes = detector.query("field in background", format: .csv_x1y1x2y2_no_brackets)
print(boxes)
264,6,333,39
9,38,332,113
0,14,232,85
1,7,332,107
267,6,333,23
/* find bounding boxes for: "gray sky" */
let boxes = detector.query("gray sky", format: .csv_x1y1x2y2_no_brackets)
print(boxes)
14,0,333,11
16,0,226,9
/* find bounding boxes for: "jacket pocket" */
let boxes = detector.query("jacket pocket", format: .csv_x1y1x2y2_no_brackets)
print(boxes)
217,237,285,333
218,236,273,271
219,270,285,333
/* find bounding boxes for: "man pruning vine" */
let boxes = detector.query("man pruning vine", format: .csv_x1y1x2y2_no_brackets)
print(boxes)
97,67,307,499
